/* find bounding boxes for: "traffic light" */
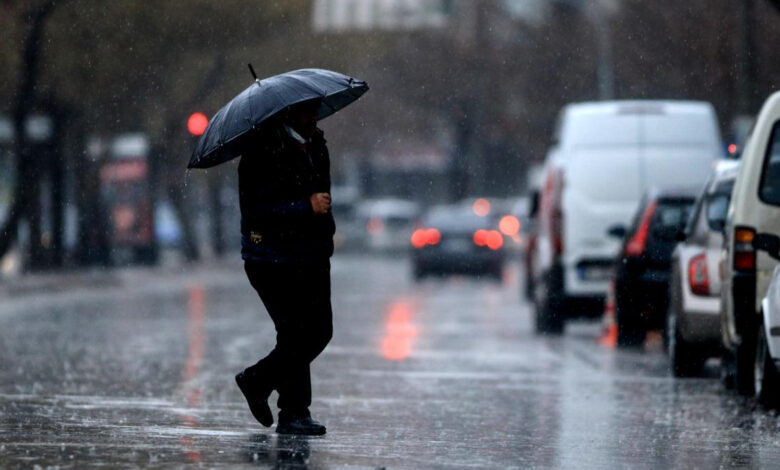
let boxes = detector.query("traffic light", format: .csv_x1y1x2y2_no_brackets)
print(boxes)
187,112,208,136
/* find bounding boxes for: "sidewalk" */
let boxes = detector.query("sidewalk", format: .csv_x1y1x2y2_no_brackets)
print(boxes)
0,255,246,300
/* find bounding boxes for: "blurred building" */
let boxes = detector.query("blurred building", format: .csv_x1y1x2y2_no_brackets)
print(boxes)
312,0,452,31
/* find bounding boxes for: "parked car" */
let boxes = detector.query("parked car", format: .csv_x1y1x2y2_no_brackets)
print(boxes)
751,235,780,407
355,198,420,252
330,185,360,251
532,100,722,334
610,188,698,346
720,90,780,396
666,161,739,376
411,205,504,279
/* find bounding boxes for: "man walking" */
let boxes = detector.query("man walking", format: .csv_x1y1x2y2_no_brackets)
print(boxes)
235,98,334,436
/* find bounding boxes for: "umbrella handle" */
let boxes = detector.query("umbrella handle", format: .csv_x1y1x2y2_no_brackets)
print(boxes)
248,63,258,81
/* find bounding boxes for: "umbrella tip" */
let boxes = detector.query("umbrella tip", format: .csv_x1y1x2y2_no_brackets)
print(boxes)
248,63,258,81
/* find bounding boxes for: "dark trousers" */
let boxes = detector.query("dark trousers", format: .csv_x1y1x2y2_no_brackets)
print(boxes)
243,260,332,420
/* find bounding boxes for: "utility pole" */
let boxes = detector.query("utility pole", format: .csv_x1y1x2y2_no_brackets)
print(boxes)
587,2,614,100
553,0,614,100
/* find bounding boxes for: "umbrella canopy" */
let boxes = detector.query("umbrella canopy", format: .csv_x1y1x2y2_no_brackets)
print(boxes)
188,68,369,169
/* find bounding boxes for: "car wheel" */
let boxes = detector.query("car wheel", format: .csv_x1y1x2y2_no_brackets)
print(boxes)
533,273,564,335
668,310,703,377
755,323,780,408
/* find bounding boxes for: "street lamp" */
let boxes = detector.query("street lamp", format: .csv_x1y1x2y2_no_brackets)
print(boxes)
554,0,615,100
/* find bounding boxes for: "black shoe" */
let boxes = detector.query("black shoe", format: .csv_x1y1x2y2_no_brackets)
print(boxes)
235,371,273,427
276,416,326,436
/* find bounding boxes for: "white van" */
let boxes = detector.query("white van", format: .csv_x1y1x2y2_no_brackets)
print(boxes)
532,100,723,334
720,91,780,398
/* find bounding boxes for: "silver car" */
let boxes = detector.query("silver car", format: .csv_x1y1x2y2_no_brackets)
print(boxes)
666,160,739,376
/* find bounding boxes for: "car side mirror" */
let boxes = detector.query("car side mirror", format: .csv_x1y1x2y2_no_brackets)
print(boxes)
607,225,627,239
528,191,540,218
754,233,780,260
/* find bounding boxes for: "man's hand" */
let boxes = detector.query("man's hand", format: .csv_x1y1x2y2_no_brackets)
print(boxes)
310,192,331,215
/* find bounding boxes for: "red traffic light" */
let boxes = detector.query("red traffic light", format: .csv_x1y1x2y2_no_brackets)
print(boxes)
187,112,209,136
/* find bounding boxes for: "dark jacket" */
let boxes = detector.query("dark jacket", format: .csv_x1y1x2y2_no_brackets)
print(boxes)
238,124,335,263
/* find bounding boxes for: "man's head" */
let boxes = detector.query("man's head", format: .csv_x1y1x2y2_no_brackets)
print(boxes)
285,99,321,139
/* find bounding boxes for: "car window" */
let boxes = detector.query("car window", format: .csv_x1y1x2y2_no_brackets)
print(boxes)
650,201,692,241
655,203,689,228
683,189,707,242
425,210,489,231
759,122,780,205
705,190,731,230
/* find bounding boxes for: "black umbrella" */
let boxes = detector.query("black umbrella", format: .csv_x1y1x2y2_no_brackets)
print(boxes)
188,66,369,169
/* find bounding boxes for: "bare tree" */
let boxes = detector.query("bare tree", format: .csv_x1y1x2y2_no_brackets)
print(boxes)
0,0,67,262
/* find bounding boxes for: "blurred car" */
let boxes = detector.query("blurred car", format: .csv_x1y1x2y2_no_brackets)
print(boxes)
330,185,360,251
610,188,698,347
456,196,525,249
356,198,420,252
532,101,722,334
666,161,739,376
721,91,780,396
411,205,504,279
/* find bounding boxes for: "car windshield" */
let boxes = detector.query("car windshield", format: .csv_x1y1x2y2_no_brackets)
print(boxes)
706,179,734,229
424,208,492,232
760,123,780,205
651,200,693,240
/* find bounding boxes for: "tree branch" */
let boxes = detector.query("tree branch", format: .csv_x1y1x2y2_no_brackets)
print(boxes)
0,0,65,261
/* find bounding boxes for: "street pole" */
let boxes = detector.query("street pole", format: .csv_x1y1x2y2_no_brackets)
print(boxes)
554,0,614,100
587,2,614,100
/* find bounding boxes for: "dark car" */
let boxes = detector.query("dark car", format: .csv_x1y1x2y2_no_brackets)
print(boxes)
610,189,698,347
411,205,505,280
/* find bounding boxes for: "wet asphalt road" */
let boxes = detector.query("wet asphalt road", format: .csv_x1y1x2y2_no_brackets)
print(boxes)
2,254,780,469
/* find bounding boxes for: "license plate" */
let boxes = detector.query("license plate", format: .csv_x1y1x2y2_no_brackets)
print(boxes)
443,239,471,253
579,266,611,281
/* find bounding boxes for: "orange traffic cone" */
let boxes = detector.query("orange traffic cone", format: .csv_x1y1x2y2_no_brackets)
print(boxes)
599,280,617,347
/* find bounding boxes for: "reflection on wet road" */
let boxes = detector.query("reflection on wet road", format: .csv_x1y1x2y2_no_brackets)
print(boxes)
2,254,780,468
180,286,205,464
381,299,419,361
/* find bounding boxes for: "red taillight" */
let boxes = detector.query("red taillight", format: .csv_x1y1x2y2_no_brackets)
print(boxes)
426,228,441,246
733,226,756,271
411,229,426,248
473,198,491,217
486,231,503,250
499,215,521,237
548,168,565,255
474,229,503,250
625,201,657,256
474,229,488,246
688,253,710,296
411,228,441,249
552,208,564,255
